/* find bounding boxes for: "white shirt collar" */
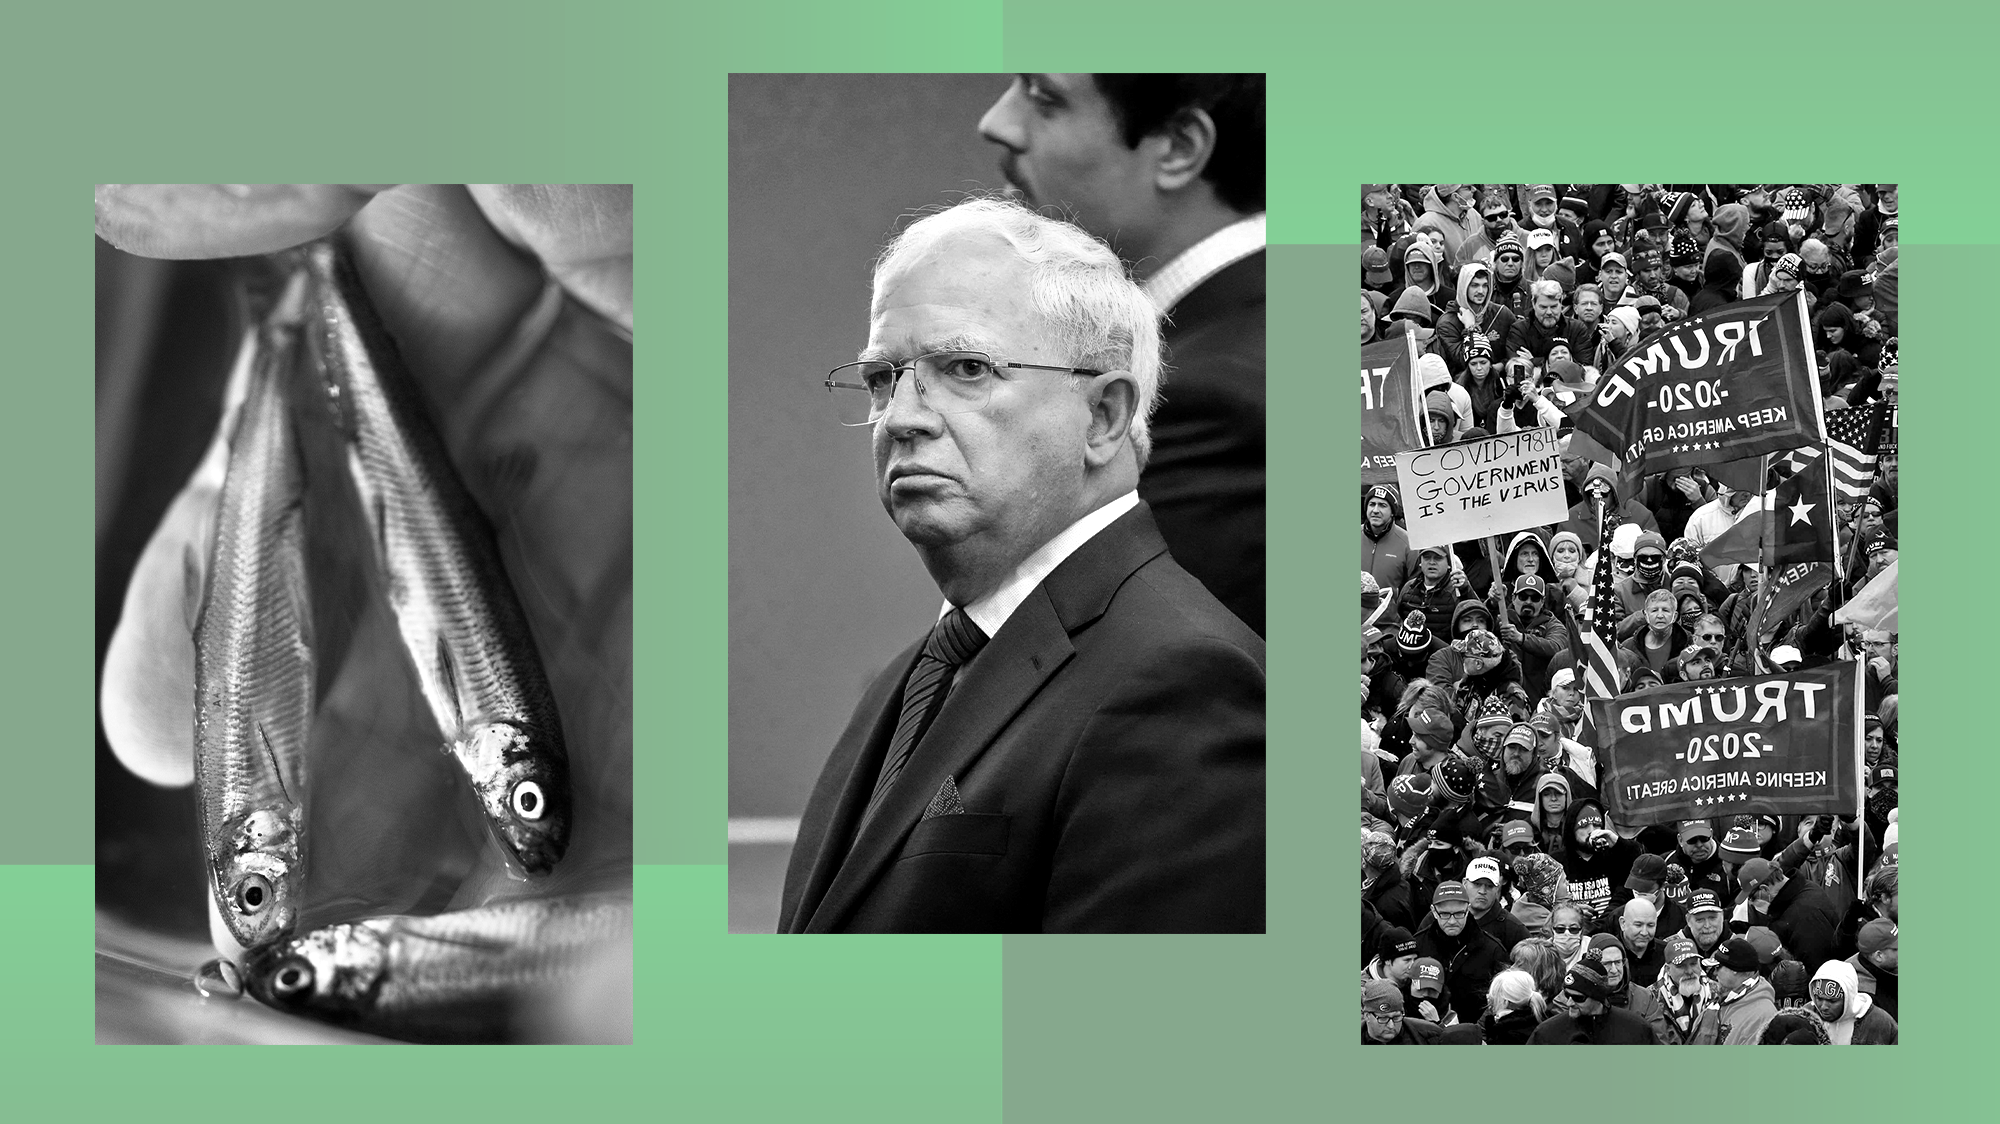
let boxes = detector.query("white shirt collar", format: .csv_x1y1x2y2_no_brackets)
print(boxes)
1142,212,1266,315
948,490,1141,638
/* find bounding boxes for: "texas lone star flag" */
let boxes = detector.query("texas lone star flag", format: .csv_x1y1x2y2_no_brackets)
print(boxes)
1591,662,1863,827
1568,290,1826,478
1361,333,1424,485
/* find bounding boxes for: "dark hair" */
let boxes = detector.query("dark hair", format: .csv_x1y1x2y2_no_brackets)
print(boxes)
1091,74,1265,212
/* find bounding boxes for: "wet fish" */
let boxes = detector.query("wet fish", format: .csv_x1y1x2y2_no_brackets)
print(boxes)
303,239,570,874
241,892,630,1042
193,269,314,948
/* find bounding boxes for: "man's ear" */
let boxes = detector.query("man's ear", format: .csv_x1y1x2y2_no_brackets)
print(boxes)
1149,108,1218,193
1082,371,1138,467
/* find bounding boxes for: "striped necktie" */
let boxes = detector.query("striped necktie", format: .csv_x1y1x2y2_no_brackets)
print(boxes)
861,607,989,825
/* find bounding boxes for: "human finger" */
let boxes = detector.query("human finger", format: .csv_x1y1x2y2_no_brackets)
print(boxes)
467,184,632,332
95,185,395,260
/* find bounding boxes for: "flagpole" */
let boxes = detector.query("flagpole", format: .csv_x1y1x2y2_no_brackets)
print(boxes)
1487,536,1512,627
1853,655,1866,883
1745,453,1774,673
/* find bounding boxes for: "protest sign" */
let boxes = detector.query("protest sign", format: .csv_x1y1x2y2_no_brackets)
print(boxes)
1593,662,1862,827
1361,334,1424,484
1569,290,1824,478
1395,428,1568,550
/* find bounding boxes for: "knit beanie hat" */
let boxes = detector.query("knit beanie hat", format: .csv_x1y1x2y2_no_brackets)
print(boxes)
1564,957,1612,1001
1464,331,1492,362
1659,190,1693,227
1396,611,1431,653
1668,229,1700,264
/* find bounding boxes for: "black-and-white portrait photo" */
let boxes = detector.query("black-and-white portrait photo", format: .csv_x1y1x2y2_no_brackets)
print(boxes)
730,75,1268,934
1360,184,1899,1044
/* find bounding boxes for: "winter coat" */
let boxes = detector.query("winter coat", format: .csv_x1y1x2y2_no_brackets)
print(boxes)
1478,1006,1543,1045
1848,953,1899,1022
1363,522,1411,610
1504,608,1570,703
1363,865,1416,934
1398,572,1466,644
1702,977,1778,1045
1814,960,1898,1044
1403,239,1450,322
1653,976,1719,1044
1413,913,1509,1025
1504,309,1595,364
1558,801,1638,921
1754,876,1845,972
1526,1005,1657,1044
1608,978,1672,1043
1562,464,1660,552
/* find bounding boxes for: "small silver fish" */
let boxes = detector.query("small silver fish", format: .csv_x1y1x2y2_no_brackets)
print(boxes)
241,892,630,1042
303,239,570,874
192,269,314,948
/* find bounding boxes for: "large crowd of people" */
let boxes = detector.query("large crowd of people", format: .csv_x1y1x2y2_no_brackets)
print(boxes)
1360,185,1900,1045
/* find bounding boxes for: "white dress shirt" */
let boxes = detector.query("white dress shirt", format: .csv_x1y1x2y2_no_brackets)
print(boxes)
950,490,1141,639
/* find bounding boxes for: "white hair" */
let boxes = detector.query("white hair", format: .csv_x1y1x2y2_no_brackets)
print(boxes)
1530,278,1563,302
1488,968,1546,1021
871,196,1164,466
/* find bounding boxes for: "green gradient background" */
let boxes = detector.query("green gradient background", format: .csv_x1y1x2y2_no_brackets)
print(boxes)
10,0,1980,1118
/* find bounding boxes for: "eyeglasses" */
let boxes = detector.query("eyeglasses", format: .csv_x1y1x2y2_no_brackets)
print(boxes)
1696,632,1725,644
1496,253,1523,264
1365,1012,1404,1025
1635,553,1665,566
1514,593,1544,604
1551,924,1584,933
1433,908,1470,921
823,350,1101,427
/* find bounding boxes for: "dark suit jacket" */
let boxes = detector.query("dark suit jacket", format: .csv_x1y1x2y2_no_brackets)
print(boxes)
778,503,1265,933
1140,249,1265,636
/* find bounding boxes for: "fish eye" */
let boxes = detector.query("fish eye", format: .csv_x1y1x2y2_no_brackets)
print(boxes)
232,873,274,915
511,780,546,821
270,957,314,999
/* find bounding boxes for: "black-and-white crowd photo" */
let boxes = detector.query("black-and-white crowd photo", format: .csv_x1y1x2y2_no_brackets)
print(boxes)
1361,185,1900,1044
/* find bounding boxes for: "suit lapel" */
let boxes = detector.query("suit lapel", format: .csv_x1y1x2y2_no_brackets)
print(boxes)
803,590,1073,932
780,642,920,933
800,503,1172,933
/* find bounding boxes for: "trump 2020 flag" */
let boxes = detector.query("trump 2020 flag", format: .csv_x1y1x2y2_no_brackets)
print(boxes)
1569,290,1824,478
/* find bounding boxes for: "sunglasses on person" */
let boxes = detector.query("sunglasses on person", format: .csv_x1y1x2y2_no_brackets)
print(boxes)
1636,552,1665,567
1696,631,1725,645
1506,844,1537,856
1514,592,1544,605
1551,923,1585,934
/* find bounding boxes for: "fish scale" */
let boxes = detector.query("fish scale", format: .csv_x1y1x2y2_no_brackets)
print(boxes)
304,238,571,874
193,271,314,949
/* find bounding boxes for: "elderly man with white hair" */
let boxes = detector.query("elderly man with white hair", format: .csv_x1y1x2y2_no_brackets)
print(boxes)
781,197,1265,934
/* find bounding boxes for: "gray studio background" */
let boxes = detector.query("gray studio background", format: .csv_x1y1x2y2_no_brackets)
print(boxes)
729,74,1012,929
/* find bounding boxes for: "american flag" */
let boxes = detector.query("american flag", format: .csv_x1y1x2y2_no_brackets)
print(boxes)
1822,401,1888,500
1578,501,1625,745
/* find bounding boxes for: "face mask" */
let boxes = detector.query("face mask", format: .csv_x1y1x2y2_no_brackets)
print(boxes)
1554,931,1581,956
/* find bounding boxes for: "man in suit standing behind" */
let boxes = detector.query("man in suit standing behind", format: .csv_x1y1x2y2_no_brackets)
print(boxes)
779,197,1265,934
979,73,1266,635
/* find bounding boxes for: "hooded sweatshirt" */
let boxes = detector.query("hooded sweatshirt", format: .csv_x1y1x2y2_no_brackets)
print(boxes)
1420,185,1481,259
1402,239,1448,320
1559,799,1638,918
1812,960,1898,1044
1563,464,1659,553
1417,353,1473,437
1706,203,1751,268
1435,262,1518,378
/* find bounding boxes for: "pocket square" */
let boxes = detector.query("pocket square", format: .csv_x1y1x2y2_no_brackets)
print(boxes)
922,775,966,820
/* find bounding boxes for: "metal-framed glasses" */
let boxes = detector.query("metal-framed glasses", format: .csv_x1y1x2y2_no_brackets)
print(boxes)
823,350,1101,427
